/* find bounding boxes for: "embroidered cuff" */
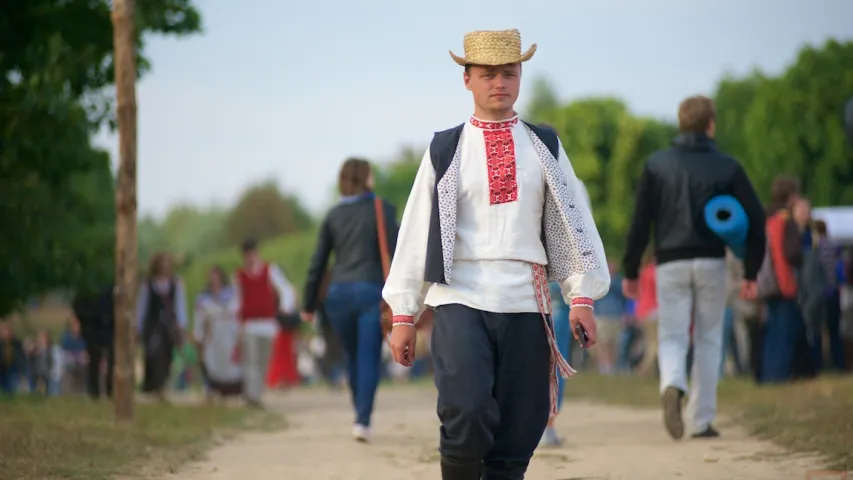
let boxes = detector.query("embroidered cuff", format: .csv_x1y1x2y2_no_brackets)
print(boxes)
392,315,415,326
570,297,594,309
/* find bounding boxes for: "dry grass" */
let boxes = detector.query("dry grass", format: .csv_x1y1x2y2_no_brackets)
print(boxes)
0,395,285,480
564,373,853,471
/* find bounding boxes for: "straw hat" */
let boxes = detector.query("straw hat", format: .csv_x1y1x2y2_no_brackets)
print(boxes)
449,29,537,66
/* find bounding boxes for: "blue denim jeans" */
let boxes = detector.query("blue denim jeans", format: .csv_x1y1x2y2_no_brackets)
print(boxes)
552,306,572,412
761,299,806,383
720,307,744,375
0,368,20,394
324,281,383,427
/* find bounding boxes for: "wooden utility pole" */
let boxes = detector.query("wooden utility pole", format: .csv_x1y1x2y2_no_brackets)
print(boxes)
111,0,138,423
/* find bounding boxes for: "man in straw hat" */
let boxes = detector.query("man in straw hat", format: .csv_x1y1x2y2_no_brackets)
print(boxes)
383,29,610,479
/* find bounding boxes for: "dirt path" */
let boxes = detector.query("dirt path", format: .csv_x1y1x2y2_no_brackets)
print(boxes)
168,385,827,480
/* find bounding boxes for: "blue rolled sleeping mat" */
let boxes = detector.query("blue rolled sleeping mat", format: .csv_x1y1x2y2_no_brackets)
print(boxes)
704,195,749,260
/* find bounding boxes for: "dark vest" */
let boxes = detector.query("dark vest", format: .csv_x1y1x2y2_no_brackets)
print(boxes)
424,122,560,284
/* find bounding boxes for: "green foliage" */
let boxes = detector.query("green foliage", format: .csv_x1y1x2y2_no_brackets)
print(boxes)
220,180,314,248
0,0,202,316
372,147,423,220
180,231,318,307
714,39,853,206
526,89,678,259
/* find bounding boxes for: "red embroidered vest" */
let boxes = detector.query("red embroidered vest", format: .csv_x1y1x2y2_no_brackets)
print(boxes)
237,264,276,321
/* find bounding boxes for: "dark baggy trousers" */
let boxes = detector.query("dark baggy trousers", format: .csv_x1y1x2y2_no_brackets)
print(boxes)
432,303,552,480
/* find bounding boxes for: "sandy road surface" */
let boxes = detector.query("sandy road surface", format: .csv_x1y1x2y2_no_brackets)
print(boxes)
167,385,829,480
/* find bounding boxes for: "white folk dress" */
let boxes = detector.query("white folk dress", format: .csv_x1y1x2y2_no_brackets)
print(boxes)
193,287,242,388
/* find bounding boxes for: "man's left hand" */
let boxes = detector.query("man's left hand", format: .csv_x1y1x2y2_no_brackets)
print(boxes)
569,307,598,347
740,280,757,300
300,310,314,323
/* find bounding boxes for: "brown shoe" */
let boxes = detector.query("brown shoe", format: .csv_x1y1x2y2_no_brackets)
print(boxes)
662,386,685,440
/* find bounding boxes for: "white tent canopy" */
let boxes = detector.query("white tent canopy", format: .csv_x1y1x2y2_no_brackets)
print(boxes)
812,206,853,245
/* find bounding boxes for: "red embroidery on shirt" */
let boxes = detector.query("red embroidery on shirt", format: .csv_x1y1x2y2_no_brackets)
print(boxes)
470,116,519,205
571,297,594,308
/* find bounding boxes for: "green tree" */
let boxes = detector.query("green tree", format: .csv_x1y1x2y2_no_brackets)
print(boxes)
372,147,423,219
0,0,202,316
221,180,315,247
526,93,676,257
715,40,853,205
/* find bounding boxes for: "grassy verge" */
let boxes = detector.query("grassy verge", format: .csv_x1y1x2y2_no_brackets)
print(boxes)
564,373,853,471
0,395,285,480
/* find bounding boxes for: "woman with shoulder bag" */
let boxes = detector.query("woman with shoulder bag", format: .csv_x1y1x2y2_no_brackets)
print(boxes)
301,158,400,443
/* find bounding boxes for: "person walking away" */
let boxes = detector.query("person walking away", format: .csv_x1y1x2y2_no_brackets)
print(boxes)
193,266,243,402
137,252,188,402
234,238,297,409
622,95,766,440
634,256,659,377
757,176,807,383
384,29,609,479
804,220,846,371
592,262,627,374
301,158,399,442
72,284,115,399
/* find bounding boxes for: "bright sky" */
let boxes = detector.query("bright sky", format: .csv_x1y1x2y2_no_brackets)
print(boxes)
92,0,853,218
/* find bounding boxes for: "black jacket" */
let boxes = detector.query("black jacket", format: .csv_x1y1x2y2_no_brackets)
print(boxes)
72,285,115,347
303,194,399,312
623,133,766,280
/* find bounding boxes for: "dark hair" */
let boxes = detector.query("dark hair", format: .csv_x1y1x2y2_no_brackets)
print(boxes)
678,95,716,133
770,175,801,206
206,265,230,292
813,219,828,236
147,252,173,278
338,157,372,196
241,238,258,253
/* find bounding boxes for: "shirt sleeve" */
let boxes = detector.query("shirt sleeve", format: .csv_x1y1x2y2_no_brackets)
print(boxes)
269,264,297,314
174,279,189,330
230,274,242,318
382,148,435,319
136,283,149,334
192,296,206,343
622,162,654,280
555,140,611,305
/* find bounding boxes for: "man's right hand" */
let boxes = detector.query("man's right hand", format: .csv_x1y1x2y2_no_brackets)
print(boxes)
622,278,639,300
389,324,417,367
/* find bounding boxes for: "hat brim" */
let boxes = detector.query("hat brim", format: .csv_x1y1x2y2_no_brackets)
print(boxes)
449,44,537,66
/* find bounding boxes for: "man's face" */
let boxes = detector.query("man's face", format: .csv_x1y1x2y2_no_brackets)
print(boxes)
464,64,521,115
243,249,259,267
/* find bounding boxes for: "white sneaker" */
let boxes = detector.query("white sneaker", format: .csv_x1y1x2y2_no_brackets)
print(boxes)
352,424,371,443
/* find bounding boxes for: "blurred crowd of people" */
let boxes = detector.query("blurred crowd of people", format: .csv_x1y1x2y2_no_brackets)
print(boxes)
0,317,95,396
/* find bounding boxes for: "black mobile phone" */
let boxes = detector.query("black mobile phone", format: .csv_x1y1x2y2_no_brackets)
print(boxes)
576,323,590,349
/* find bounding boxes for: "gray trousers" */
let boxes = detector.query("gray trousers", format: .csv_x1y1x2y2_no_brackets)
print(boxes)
656,258,727,432
241,331,273,402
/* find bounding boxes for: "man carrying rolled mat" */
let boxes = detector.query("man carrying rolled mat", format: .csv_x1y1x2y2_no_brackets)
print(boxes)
621,95,766,440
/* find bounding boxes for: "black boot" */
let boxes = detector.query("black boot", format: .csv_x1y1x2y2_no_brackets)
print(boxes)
440,459,481,480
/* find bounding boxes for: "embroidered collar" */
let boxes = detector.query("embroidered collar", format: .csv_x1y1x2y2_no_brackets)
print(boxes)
469,115,519,130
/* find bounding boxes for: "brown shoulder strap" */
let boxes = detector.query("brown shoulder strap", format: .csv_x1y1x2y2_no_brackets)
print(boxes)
374,196,391,280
